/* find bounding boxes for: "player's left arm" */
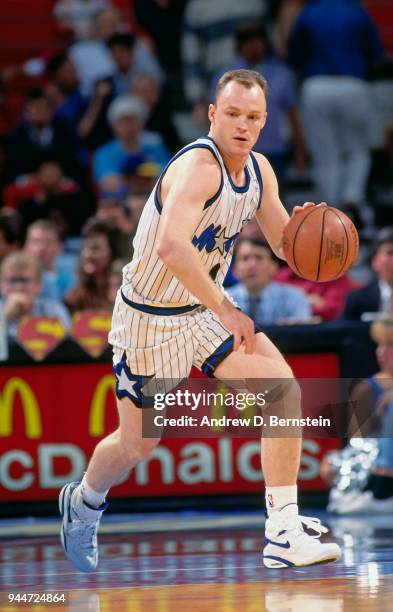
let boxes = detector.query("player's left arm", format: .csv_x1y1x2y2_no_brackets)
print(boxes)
253,153,324,260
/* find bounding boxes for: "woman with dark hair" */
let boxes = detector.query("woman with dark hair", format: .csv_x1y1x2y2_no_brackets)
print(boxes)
64,216,122,313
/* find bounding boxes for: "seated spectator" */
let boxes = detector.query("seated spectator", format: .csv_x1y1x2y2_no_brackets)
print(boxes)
2,88,83,184
275,265,352,321
9,161,94,239
45,52,88,133
108,257,127,304
24,220,77,300
0,217,20,263
342,227,393,321
93,94,170,188
64,31,165,151
227,238,312,325
327,319,393,514
107,33,164,96
69,6,130,95
64,216,122,313
95,195,136,258
0,252,71,337
77,78,114,151
131,73,180,153
210,22,306,182
53,0,110,41
122,157,160,197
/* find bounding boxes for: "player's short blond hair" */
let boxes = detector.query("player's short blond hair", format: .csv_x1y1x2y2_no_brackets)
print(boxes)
215,69,268,102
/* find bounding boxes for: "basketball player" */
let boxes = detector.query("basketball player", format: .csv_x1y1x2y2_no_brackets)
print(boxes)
60,69,341,570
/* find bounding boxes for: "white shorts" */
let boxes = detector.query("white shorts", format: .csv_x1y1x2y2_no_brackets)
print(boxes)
109,290,234,407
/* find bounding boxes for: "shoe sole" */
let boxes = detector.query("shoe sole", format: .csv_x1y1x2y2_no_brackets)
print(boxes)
59,482,96,573
263,552,341,569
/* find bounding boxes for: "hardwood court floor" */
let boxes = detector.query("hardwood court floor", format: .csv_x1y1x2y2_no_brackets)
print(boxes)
0,510,392,611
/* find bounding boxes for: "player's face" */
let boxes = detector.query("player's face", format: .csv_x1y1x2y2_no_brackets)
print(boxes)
208,81,267,156
372,242,393,285
234,243,276,292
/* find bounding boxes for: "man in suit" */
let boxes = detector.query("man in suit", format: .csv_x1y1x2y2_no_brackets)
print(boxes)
342,227,393,320
228,237,312,325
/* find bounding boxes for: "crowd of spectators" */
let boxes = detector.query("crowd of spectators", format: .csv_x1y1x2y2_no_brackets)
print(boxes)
0,0,393,341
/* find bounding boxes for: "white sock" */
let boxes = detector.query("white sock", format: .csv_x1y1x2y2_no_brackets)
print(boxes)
265,485,298,515
80,474,108,509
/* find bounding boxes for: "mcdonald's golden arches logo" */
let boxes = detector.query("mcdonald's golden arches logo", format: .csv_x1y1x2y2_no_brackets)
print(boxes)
0,378,42,439
89,375,116,437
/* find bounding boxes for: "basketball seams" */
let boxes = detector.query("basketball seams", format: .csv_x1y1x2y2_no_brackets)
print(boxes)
328,209,350,280
291,207,322,279
316,208,328,282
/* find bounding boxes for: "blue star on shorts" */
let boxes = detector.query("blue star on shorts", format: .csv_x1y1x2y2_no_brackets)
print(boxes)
113,356,153,407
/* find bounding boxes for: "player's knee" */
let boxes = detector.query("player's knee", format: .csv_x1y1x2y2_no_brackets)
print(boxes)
262,367,302,415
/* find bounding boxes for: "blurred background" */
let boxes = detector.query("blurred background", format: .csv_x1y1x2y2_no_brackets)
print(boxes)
1,0,393,518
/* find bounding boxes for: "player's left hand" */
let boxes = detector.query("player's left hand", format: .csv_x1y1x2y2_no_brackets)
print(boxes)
292,201,327,215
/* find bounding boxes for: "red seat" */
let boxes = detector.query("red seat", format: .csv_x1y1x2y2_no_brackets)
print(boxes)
0,0,60,67
364,0,393,53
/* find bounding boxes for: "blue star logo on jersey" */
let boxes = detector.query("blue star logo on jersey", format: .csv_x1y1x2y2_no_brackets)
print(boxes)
192,224,239,256
113,355,153,406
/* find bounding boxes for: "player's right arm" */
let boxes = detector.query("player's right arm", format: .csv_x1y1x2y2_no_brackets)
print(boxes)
156,149,255,353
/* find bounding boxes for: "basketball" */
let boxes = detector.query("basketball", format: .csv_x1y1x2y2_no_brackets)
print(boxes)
282,206,359,282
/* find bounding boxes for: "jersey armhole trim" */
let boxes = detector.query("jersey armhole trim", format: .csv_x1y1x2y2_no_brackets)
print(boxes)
206,135,251,193
250,151,263,209
154,143,224,214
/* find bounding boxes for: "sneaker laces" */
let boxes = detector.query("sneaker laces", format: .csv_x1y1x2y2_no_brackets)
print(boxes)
274,514,329,542
298,515,329,538
69,518,99,550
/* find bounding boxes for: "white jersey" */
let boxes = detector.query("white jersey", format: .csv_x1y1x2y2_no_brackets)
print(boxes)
121,136,263,312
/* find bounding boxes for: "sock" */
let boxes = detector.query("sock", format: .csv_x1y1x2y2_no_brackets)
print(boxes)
80,474,109,509
265,485,298,515
371,475,393,500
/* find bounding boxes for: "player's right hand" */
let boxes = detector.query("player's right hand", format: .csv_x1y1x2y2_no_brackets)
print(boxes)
218,299,256,354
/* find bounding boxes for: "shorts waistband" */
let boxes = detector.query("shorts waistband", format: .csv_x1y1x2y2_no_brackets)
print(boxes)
120,289,202,316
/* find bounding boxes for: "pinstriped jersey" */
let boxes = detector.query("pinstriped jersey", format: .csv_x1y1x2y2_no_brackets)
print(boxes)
121,136,263,308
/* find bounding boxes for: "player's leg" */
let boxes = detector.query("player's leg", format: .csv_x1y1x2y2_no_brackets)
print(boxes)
59,396,160,572
83,397,160,492
60,295,195,572
214,332,302,494
213,332,341,568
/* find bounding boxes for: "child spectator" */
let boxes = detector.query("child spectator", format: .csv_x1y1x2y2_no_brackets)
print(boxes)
0,252,71,337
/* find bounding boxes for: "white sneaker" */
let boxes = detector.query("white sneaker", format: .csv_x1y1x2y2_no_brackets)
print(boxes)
59,481,107,573
263,504,341,568
333,490,393,515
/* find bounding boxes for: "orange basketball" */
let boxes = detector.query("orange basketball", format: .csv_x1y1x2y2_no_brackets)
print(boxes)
282,206,359,282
